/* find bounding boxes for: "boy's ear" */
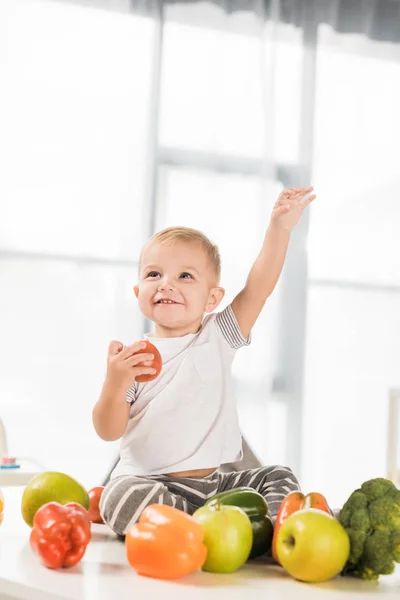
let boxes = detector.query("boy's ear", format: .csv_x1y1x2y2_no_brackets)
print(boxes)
205,287,225,313
133,285,139,299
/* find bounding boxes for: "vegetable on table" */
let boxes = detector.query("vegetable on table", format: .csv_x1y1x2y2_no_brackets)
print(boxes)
30,501,91,569
133,341,162,382
339,477,400,580
125,504,207,579
0,489,4,526
205,487,273,558
272,491,332,562
87,486,105,524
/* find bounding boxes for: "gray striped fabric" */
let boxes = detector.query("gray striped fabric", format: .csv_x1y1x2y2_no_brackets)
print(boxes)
100,464,300,536
126,383,136,404
215,303,251,349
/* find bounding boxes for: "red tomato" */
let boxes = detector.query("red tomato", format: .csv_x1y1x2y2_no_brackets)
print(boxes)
88,486,105,524
134,340,162,383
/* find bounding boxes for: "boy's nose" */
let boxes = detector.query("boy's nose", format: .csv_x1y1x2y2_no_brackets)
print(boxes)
158,279,175,292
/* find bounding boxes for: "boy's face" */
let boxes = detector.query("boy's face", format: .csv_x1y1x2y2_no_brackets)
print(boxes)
134,241,224,335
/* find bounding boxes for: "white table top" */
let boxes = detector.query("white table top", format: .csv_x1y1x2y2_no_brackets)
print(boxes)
1,487,400,600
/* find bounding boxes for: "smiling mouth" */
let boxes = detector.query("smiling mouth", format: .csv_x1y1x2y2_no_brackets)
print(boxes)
155,300,180,304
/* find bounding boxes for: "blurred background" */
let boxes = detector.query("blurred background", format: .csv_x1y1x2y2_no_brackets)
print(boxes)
1,0,399,509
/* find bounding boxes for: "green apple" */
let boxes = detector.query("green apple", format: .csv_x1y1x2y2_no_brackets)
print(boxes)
276,508,350,583
192,504,253,573
21,472,89,527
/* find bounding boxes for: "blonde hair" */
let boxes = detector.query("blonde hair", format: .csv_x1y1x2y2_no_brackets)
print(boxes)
139,226,221,283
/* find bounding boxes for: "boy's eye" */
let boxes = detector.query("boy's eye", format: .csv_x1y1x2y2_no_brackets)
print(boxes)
147,271,160,278
180,272,193,279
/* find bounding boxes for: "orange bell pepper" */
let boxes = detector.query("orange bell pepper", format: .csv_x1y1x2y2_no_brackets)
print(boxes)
272,491,332,562
0,489,4,526
125,504,207,579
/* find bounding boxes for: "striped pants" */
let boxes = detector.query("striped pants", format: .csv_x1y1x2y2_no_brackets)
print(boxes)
100,465,300,537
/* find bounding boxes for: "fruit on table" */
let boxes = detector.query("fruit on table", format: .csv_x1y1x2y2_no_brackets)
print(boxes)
276,508,350,583
193,503,253,573
30,501,91,569
88,486,105,524
126,504,207,579
0,489,4,526
339,477,400,580
21,472,90,527
133,340,162,382
272,490,332,562
205,487,273,559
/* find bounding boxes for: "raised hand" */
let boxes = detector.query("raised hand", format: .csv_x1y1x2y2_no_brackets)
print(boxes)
270,186,316,233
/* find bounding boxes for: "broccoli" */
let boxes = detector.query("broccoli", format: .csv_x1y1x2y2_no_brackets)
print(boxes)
339,477,400,580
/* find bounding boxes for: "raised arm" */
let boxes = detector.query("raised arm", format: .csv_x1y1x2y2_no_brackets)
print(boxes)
231,187,316,338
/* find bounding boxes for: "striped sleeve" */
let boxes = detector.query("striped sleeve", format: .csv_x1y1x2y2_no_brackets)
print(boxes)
126,382,136,404
215,303,252,350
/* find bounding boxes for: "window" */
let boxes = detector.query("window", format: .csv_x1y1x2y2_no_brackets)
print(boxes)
158,165,284,460
303,25,400,507
0,0,155,487
157,7,306,463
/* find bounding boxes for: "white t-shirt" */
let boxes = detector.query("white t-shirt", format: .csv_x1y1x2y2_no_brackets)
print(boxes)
110,303,251,479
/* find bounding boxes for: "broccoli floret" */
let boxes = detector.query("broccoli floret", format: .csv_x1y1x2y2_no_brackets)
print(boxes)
391,530,400,562
354,566,380,581
339,477,400,581
340,490,368,528
350,507,370,531
347,529,368,564
363,530,395,575
369,495,400,530
361,478,399,502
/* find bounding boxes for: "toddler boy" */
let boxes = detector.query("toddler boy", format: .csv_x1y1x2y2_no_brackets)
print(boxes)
93,186,315,536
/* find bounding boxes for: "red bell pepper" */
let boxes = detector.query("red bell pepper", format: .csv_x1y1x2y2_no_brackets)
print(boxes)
272,491,332,562
30,501,91,569
126,504,207,579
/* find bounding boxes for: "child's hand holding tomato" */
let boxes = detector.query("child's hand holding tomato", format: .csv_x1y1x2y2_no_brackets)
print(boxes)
106,340,162,390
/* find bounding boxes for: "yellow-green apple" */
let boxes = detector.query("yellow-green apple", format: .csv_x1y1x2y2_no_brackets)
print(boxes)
276,508,350,583
192,504,252,573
